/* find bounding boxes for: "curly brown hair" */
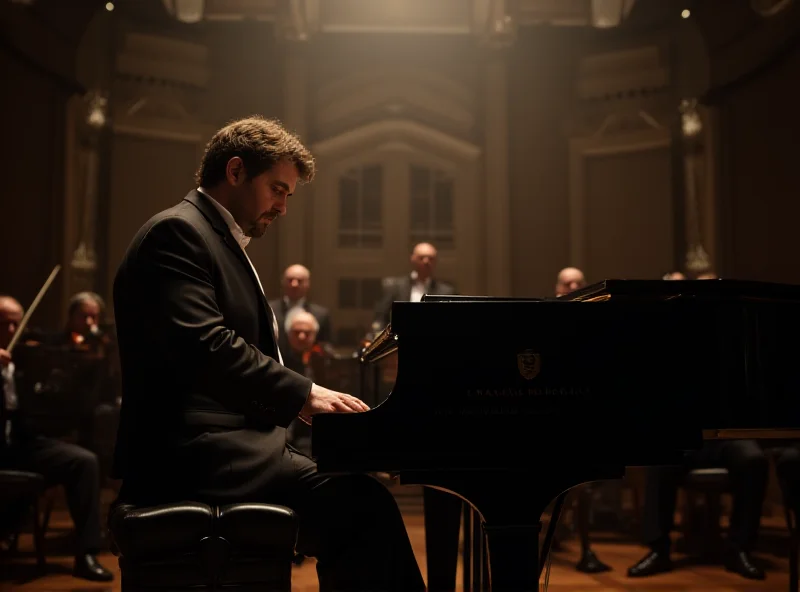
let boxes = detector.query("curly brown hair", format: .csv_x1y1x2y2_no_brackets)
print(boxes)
195,116,315,188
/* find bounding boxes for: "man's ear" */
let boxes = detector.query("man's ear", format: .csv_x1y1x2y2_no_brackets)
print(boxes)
225,157,246,186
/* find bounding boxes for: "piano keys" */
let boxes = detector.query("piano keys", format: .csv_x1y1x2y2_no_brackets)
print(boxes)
312,279,800,590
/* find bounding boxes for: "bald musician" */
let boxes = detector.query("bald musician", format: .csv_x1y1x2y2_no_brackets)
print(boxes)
372,242,455,332
553,268,611,573
372,241,459,591
555,267,586,297
0,295,113,581
269,264,332,345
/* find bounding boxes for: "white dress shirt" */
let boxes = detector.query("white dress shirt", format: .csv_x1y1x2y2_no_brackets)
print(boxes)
198,188,284,365
409,271,432,303
2,362,17,443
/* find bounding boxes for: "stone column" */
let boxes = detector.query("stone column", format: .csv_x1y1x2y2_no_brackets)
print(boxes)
70,91,109,295
679,98,712,275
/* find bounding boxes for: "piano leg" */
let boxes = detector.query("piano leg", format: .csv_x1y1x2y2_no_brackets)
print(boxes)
402,467,625,591
482,522,541,591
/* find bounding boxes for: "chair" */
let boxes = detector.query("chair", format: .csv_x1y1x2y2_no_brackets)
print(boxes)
109,501,298,591
0,469,53,568
676,468,729,557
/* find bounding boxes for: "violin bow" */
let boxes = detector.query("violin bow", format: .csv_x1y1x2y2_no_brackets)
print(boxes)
7,264,61,353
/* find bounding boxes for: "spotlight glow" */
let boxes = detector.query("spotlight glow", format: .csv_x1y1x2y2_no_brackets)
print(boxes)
681,9,690,18
105,2,114,11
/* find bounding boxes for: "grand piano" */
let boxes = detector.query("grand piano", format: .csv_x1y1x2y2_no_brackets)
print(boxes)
313,279,800,590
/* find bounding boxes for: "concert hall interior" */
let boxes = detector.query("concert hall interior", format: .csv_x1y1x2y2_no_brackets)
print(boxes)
2,0,800,591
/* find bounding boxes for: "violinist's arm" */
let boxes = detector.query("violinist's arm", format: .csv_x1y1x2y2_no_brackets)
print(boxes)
0,348,10,367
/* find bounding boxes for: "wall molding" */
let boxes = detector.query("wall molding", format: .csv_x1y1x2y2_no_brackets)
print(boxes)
568,124,671,270
312,118,482,161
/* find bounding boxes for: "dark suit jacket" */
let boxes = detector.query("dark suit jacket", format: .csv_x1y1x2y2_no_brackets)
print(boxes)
373,275,456,329
112,190,312,505
268,297,332,345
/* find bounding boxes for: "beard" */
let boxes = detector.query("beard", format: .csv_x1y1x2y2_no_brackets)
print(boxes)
246,209,281,238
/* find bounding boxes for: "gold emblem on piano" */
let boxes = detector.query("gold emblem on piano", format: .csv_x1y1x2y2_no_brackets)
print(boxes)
517,349,541,380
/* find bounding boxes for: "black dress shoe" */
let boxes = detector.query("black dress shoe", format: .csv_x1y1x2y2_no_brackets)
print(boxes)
723,549,765,580
627,550,672,577
73,553,114,582
576,549,612,573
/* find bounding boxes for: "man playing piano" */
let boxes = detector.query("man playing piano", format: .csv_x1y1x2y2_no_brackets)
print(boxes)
110,116,424,591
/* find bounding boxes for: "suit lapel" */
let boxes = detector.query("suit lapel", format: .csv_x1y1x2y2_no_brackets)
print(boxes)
183,191,277,351
401,276,412,301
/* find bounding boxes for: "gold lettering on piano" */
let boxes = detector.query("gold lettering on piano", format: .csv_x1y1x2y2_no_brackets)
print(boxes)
517,349,541,380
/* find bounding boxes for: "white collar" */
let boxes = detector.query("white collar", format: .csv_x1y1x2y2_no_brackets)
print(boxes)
198,187,250,250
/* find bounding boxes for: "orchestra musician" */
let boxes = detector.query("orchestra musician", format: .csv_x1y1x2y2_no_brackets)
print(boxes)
64,292,106,347
110,116,424,591
269,264,332,346
282,309,321,458
553,267,611,573
0,295,113,582
627,270,769,580
555,266,586,297
372,241,461,592
372,242,456,332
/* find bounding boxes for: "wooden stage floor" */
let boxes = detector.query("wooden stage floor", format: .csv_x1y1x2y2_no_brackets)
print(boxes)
0,495,792,591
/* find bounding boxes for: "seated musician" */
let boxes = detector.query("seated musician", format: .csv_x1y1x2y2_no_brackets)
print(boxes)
554,266,586,296
627,440,770,579
110,116,424,591
64,292,119,475
553,266,611,573
282,309,320,458
29,292,119,471
628,270,767,579
775,445,800,517
0,295,113,581
369,241,461,592
64,292,106,347
372,242,456,332
268,264,332,345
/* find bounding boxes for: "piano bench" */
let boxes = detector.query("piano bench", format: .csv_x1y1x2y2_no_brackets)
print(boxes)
108,501,298,592
677,468,730,557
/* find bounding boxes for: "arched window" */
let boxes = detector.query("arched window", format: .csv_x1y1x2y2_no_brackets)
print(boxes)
338,164,383,248
409,165,454,249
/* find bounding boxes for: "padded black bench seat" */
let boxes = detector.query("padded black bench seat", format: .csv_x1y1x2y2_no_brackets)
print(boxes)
109,501,298,591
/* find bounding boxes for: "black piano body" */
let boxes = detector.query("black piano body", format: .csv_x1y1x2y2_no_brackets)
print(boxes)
313,279,800,590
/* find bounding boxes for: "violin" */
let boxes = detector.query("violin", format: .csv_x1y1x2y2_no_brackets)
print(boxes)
301,342,326,366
